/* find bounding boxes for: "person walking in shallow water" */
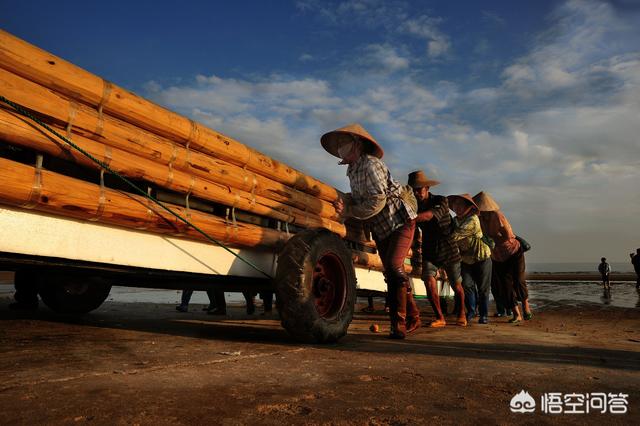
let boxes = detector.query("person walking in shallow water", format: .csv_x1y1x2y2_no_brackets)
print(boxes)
321,123,420,339
598,257,611,292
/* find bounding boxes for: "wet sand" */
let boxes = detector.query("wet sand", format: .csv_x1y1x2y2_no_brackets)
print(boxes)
0,283,639,425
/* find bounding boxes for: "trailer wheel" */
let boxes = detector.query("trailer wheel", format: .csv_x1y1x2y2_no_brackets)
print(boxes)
39,274,111,314
275,230,357,343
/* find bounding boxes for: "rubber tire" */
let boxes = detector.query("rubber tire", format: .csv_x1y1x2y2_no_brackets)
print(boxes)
275,230,357,343
39,274,111,314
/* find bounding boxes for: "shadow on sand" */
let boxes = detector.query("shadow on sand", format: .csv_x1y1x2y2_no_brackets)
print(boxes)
2,299,639,373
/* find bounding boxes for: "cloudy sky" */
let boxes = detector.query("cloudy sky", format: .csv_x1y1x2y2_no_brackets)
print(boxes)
3,0,640,263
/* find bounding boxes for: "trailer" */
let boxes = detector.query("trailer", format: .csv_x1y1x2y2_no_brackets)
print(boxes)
0,30,428,343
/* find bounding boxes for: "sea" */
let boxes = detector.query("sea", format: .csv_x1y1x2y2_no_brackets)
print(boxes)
527,262,634,273
1,263,639,309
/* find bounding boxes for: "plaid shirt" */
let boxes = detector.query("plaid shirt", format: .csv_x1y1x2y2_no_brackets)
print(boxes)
346,155,416,241
417,194,461,266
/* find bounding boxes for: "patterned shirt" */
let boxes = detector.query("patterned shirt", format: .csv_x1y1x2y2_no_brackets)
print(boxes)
478,210,520,262
346,154,416,241
452,214,492,264
417,194,461,266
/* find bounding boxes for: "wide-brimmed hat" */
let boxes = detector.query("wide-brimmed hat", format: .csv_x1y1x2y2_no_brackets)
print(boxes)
447,193,479,213
472,191,500,212
321,123,384,159
407,170,440,188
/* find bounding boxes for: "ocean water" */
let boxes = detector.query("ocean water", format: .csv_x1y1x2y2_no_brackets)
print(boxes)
2,269,639,309
528,281,640,309
527,262,635,273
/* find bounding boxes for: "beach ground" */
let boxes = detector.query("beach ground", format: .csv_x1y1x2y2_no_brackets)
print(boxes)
0,284,639,425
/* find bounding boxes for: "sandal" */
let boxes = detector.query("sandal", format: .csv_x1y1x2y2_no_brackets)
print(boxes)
406,318,422,334
508,318,521,324
429,319,446,328
456,317,468,327
524,312,533,321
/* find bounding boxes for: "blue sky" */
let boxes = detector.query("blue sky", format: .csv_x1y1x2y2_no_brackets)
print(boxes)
2,0,640,262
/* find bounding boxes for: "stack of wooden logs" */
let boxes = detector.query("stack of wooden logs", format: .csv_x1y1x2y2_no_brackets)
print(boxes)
0,30,420,276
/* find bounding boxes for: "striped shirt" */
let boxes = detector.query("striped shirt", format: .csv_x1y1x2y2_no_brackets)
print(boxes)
346,154,416,241
417,194,461,266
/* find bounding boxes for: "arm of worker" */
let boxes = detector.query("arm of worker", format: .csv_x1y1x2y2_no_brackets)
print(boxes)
416,197,449,223
336,160,387,220
415,210,434,222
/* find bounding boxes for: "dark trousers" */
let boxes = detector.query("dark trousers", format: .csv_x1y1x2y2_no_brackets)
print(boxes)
462,257,492,320
180,289,218,308
375,220,418,332
376,221,416,276
260,292,273,312
493,249,528,309
14,270,39,305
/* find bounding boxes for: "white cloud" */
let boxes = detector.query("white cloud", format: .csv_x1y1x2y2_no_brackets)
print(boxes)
401,15,451,59
296,0,407,29
297,1,451,60
144,0,640,262
299,53,315,62
360,44,410,71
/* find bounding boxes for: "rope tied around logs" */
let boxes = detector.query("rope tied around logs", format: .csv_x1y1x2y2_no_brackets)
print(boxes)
0,95,273,280
21,154,44,209
95,79,112,136
88,169,106,222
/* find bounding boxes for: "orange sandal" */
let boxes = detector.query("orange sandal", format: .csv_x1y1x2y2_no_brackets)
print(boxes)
456,317,468,327
429,319,446,328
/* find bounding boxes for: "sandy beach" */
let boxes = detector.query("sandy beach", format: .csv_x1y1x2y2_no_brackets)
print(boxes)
0,279,639,425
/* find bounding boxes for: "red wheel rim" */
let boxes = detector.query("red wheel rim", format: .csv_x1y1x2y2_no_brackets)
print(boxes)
312,252,347,319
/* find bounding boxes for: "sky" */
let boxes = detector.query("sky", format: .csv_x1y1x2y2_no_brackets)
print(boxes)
2,0,639,263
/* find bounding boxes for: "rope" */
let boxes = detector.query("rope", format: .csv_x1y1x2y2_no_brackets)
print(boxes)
0,95,273,280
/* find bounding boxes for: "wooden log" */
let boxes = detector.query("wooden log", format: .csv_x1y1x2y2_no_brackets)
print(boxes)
0,156,286,248
0,156,405,274
0,30,339,202
0,107,346,235
0,69,339,221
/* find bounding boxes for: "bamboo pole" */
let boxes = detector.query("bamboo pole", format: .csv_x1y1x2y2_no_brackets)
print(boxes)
0,68,339,221
0,156,285,248
0,30,339,202
351,251,417,276
0,107,346,235
0,156,405,273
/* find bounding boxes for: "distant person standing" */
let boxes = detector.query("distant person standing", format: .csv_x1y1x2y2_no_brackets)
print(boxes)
631,249,640,289
598,257,611,292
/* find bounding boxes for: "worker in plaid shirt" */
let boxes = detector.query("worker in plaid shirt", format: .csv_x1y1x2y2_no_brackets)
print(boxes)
321,123,420,339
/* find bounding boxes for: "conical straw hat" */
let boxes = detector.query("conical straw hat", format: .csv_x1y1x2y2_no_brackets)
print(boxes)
472,191,500,212
447,193,479,213
407,170,440,188
321,123,384,159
